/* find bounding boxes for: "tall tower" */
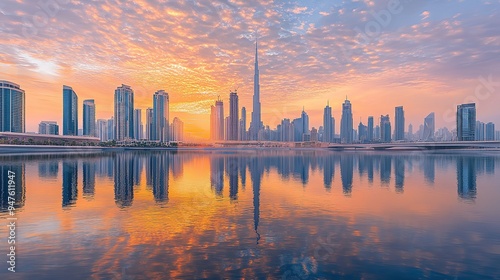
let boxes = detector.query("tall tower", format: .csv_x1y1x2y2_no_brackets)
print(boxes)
323,102,334,143
114,84,134,141
340,98,353,144
153,90,169,143
457,103,476,141
0,80,25,133
63,85,78,136
250,39,261,140
83,99,96,137
395,106,405,141
229,91,239,141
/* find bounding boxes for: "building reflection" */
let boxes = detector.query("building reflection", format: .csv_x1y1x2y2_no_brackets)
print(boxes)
114,154,134,208
62,161,78,207
250,156,264,244
0,164,26,212
210,157,224,196
82,160,96,199
150,153,169,203
424,157,435,184
323,156,335,191
380,156,392,185
38,161,59,178
226,157,239,200
457,157,477,201
340,155,353,195
395,157,405,193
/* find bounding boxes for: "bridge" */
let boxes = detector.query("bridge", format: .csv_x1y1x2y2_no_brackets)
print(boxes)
327,141,500,151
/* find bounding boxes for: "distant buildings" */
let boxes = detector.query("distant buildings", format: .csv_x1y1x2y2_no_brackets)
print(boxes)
323,102,334,143
170,117,184,142
96,119,108,141
146,108,153,141
486,122,495,141
423,113,435,141
210,98,224,141
133,109,142,140
340,98,353,144
63,85,78,136
228,91,239,141
83,99,96,137
153,90,169,142
457,103,476,141
239,107,247,141
367,116,374,142
38,121,59,135
358,122,367,142
114,84,134,141
380,115,391,143
475,121,485,141
0,81,25,133
394,106,405,141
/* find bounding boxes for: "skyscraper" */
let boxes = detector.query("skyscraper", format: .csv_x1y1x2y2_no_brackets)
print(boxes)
250,39,261,140
475,121,485,141
83,99,96,137
38,121,59,135
114,84,134,141
457,103,476,141
423,112,435,141
367,116,374,142
171,117,184,142
96,119,108,141
107,117,114,141
153,90,169,143
358,122,367,142
0,81,25,133
395,106,405,141
210,98,224,141
146,108,153,141
63,85,78,136
340,98,353,144
239,107,247,141
301,108,310,141
486,122,495,141
229,91,239,141
323,102,334,143
380,115,392,143
133,109,142,140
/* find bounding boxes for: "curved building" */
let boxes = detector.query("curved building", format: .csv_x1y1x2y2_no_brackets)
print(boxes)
0,80,25,133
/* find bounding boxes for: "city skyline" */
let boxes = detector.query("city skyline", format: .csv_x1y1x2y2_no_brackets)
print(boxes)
1,1,499,140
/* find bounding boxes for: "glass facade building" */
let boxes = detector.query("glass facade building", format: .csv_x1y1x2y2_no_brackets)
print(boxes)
457,103,476,141
0,80,25,133
63,85,78,135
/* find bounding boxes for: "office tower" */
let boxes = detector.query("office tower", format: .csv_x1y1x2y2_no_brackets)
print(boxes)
280,118,292,142
225,116,230,141
63,85,78,135
38,121,59,135
83,99,96,137
395,106,405,141
106,117,114,141
133,109,142,140
114,84,134,141
475,121,485,141
323,102,334,143
358,122,367,142
96,119,108,141
423,112,435,141
210,98,224,141
171,117,184,141
311,127,318,142
485,123,495,141
301,108,310,141
375,125,380,140
408,123,413,141
153,90,169,142
0,81,25,133
146,108,153,140
457,103,476,141
340,98,353,143
239,107,246,141
229,91,239,141
367,116,374,142
380,115,392,142
249,40,261,140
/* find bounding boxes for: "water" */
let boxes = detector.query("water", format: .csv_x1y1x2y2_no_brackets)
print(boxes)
1,150,500,279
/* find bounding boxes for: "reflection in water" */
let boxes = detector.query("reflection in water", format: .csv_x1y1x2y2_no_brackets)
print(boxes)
38,161,59,178
457,157,477,201
114,154,134,208
0,164,26,212
227,157,239,200
210,157,224,196
62,161,78,207
83,160,96,199
250,156,263,244
380,156,392,185
341,155,353,195
150,154,169,203
424,157,435,184
395,157,405,193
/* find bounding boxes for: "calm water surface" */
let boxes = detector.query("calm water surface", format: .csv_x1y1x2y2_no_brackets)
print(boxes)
1,150,500,279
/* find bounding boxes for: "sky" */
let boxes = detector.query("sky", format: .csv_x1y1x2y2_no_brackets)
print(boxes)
1,0,499,140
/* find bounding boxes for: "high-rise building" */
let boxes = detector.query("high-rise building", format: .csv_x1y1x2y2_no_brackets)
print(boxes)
457,103,476,141
106,117,114,141
367,116,374,142
496,131,500,141
375,125,380,140
340,98,353,143
311,127,318,142
423,112,435,141
114,84,134,141
83,99,96,137
210,98,224,141
475,121,485,141
395,106,405,141
96,119,108,141
380,115,392,143
323,102,334,143
239,107,246,141
229,91,239,141
63,85,78,135
38,121,59,135
358,122,367,142
408,123,413,141
249,40,261,140
153,90,169,143
171,117,184,142
0,81,25,133
146,108,153,141
280,118,293,142
133,109,143,140
301,108,309,141
485,122,495,141
225,116,230,141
